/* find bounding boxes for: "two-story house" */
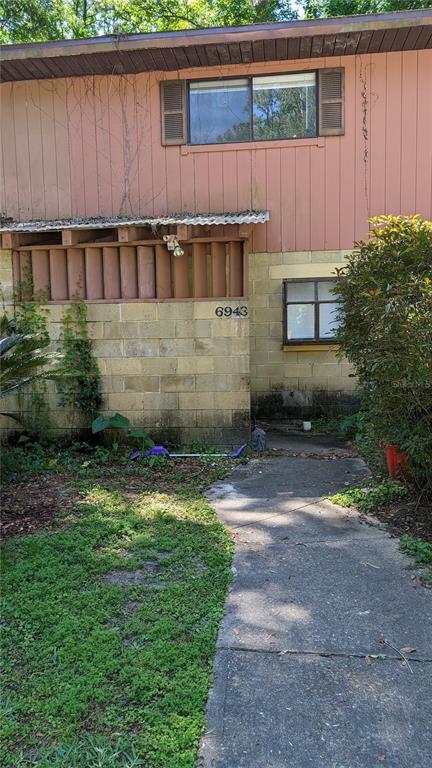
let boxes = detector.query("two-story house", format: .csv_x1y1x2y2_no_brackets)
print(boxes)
1,9,431,444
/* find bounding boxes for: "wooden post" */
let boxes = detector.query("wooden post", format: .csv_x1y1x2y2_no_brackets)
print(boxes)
49,249,68,301
85,247,104,299
103,247,121,300
32,250,50,297
120,246,138,299
211,242,226,297
228,241,244,297
192,242,208,298
155,244,172,299
137,246,156,298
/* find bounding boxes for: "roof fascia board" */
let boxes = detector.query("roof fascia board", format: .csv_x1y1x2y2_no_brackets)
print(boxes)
1,10,431,62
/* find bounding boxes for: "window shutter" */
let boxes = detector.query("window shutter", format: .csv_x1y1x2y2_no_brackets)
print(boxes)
160,80,187,145
318,68,344,136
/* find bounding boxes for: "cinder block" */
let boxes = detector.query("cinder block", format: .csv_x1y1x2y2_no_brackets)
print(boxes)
87,304,121,322
120,303,157,321
283,363,314,378
250,377,270,392
195,410,232,428
311,250,350,263
157,302,194,320
159,338,195,357
231,338,250,355
92,340,123,357
179,392,214,410
140,357,177,374
46,305,67,322
142,392,179,410
269,322,283,339
250,322,270,338
108,393,143,411
0,250,12,269
212,319,249,338
160,374,195,392
313,363,343,378
174,320,212,338
194,338,231,356
124,375,160,392
253,307,282,323
177,356,214,374
100,375,124,393
247,293,269,309
214,392,250,410
103,322,140,339
124,339,159,357
254,337,282,352
270,264,340,279
139,320,175,338
251,264,270,279
213,356,249,374
195,374,231,392
105,358,142,375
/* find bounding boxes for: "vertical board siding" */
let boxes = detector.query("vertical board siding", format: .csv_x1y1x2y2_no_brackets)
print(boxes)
1,50,431,250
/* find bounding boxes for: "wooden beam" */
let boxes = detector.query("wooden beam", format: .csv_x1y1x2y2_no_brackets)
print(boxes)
137,246,156,298
49,249,68,301
211,242,226,297
228,241,244,297
155,244,172,299
238,222,252,239
120,246,138,299
62,228,104,246
172,246,189,298
175,224,190,241
118,225,150,242
85,247,104,299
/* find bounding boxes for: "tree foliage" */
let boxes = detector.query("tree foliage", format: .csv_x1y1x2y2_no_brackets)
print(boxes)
0,0,296,43
334,216,432,489
303,1,430,17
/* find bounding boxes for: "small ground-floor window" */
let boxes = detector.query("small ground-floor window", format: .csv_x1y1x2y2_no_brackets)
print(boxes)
283,278,340,343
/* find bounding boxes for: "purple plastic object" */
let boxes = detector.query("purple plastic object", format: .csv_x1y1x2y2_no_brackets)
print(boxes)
131,443,247,461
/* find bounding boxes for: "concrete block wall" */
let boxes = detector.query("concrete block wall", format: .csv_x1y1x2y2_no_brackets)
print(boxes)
249,250,357,417
0,249,250,446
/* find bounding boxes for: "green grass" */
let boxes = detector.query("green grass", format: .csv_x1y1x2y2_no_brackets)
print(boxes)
400,535,432,582
1,462,233,768
328,478,408,513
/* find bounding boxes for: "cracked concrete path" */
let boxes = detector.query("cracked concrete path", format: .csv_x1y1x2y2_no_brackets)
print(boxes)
200,440,432,768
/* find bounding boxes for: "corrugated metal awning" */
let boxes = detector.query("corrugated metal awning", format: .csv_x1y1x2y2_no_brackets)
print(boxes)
0,211,269,233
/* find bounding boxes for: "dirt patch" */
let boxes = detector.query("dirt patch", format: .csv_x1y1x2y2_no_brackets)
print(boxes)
0,474,78,542
102,568,166,588
365,497,432,543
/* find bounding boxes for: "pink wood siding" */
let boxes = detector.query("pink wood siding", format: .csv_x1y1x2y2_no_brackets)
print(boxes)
1,51,431,252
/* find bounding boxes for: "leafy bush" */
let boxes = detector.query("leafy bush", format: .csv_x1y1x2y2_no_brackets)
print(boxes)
334,216,432,491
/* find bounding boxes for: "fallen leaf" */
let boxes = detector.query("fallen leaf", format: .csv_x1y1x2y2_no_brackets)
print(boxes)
232,627,240,636
378,755,386,763
365,655,374,666
400,647,416,654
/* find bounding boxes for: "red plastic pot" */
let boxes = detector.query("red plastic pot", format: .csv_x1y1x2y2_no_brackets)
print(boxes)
384,444,408,479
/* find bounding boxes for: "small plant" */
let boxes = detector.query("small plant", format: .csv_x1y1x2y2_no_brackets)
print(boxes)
128,427,154,455
92,412,130,450
400,535,432,565
329,478,408,513
57,298,102,418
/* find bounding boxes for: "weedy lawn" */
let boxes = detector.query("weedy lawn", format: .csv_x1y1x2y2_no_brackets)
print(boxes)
1,460,233,768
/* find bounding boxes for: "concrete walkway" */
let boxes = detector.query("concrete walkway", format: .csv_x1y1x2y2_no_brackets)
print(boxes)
200,436,432,768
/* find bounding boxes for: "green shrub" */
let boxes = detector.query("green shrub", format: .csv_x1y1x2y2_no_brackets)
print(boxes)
334,215,432,491
57,299,102,418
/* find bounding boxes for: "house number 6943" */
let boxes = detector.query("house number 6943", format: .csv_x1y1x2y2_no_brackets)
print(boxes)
215,306,248,318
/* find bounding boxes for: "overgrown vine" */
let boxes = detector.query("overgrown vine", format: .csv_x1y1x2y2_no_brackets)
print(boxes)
57,297,102,419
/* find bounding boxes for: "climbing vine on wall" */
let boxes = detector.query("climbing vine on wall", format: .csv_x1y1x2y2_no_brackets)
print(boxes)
57,297,102,418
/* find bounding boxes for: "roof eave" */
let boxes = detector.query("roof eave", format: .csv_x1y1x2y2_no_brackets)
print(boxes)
1,10,431,62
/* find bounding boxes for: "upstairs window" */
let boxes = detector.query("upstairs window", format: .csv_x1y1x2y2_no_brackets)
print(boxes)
283,279,340,344
161,69,344,146
188,72,317,145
